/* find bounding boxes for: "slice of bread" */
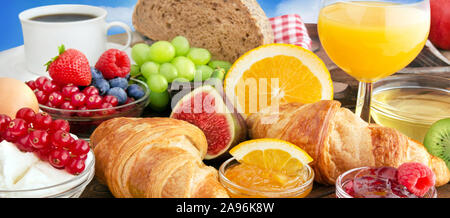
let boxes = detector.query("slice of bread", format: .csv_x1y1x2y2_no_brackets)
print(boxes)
132,0,274,63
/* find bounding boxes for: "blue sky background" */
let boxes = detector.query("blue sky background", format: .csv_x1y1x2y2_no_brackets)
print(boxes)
0,0,419,51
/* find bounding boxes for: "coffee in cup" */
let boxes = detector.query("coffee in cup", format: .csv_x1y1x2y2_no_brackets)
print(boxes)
19,4,133,75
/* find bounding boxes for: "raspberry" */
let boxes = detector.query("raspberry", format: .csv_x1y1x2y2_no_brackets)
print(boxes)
95,49,130,79
397,162,436,197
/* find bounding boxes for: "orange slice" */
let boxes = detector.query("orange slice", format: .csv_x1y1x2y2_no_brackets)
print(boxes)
224,43,333,117
229,139,313,176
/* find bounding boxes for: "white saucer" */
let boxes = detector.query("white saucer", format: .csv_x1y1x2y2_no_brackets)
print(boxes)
0,42,132,82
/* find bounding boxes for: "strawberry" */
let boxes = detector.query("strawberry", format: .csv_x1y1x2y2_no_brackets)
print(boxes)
46,45,92,86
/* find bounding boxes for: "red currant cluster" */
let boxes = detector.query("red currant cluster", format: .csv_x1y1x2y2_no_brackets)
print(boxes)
0,108,90,175
26,76,134,117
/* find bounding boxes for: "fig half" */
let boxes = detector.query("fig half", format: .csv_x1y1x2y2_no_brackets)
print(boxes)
170,85,247,159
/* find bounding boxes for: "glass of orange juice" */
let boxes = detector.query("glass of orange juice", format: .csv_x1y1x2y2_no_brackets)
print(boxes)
318,0,430,121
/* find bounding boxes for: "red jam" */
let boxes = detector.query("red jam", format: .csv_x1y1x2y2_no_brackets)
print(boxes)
343,167,419,198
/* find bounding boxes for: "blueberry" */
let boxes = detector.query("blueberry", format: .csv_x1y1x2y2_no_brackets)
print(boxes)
93,78,110,95
109,77,129,90
107,87,127,105
91,67,104,80
127,84,145,100
124,73,131,81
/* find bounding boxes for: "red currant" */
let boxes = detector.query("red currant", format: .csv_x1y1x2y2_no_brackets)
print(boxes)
120,98,136,111
76,106,92,117
34,76,50,91
26,80,37,90
60,101,75,110
0,114,12,132
98,102,115,116
35,90,48,105
15,134,35,152
82,86,99,96
103,95,118,107
76,153,88,161
50,130,74,149
86,95,103,109
59,102,75,116
45,101,57,108
48,148,70,169
48,91,64,107
49,119,70,133
42,81,60,94
60,101,75,109
125,97,135,104
2,119,28,142
34,112,53,130
71,92,86,107
65,157,86,175
70,139,90,155
15,108,36,123
61,85,80,99
35,147,52,161
28,130,49,149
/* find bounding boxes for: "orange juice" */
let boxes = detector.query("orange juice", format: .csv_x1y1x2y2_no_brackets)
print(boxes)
318,1,430,83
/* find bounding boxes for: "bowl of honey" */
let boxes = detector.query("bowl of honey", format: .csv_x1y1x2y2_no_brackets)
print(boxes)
371,73,450,143
218,157,314,198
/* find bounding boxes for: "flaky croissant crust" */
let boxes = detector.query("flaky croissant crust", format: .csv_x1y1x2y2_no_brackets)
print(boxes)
91,117,229,198
247,100,450,186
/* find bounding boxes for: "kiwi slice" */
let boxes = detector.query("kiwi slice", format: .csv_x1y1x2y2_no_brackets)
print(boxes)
423,118,450,170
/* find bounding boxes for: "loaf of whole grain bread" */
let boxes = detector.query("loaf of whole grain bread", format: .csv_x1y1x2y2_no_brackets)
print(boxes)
132,0,274,63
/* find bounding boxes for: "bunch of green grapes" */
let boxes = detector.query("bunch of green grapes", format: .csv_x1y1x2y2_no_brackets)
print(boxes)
130,36,232,111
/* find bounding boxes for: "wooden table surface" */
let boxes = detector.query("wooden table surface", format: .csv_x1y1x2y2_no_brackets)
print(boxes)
80,26,450,198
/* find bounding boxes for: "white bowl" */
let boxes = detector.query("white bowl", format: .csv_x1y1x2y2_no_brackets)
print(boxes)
0,150,95,198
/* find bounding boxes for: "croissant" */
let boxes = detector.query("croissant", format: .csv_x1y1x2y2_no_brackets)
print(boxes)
90,117,229,198
246,100,450,186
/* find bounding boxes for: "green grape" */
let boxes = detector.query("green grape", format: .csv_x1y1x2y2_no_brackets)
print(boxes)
149,91,170,111
195,65,214,81
130,64,141,77
159,63,178,83
136,75,147,83
211,68,226,80
172,77,190,83
172,56,196,81
187,48,211,65
147,74,168,93
148,41,176,63
141,62,160,79
171,36,190,56
208,60,232,72
131,43,151,66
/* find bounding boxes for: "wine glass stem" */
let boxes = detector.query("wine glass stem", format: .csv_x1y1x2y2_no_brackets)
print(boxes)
355,81,373,123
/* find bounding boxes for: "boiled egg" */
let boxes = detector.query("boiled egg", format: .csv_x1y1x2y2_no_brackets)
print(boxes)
0,77,39,118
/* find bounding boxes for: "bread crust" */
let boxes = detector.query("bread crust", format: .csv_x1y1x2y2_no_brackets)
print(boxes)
132,0,274,63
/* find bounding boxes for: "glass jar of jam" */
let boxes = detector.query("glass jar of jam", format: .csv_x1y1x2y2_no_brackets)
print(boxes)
219,158,314,198
335,167,437,198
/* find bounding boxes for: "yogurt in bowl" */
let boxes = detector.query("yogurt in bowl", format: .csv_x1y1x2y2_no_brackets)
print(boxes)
0,140,94,198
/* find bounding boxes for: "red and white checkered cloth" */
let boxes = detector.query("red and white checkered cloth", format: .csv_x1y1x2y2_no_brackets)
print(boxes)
269,14,312,51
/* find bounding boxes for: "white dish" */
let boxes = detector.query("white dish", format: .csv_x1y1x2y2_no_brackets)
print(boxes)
0,42,131,82
0,134,95,198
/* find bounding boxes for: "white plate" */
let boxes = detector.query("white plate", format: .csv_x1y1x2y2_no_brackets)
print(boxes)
0,42,132,82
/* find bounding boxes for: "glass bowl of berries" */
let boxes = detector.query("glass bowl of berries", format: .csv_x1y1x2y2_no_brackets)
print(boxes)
0,108,95,198
335,163,437,198
28,76,150,140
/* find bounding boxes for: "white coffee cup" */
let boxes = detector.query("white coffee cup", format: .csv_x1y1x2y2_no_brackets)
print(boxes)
19,4,132,75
